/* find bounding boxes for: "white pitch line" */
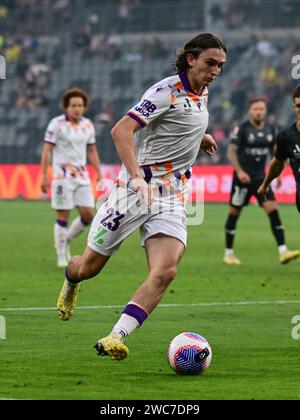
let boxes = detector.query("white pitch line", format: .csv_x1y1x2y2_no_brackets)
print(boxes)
0,300,299,313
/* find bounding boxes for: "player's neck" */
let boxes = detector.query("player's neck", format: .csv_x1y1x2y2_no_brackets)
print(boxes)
67,115,81,125
185,73,205,95
250,118,265,129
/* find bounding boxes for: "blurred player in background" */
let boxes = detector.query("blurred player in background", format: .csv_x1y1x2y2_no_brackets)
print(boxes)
258,85,300,214
57,33,226,361
40,88,101,268
224,98,300,265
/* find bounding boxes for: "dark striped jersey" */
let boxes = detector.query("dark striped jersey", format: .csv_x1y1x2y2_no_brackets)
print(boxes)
275,122,300,184
230,120,276,180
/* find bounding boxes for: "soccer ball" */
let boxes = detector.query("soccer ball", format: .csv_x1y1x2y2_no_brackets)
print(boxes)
167,332,212,375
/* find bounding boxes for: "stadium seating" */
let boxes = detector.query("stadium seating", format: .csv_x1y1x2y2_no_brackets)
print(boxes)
0,1,300,164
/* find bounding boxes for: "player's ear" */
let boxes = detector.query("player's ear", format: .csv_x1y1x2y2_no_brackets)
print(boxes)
186,53,195,67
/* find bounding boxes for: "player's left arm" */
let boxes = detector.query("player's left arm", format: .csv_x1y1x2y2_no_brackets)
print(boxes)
258,157,285,198
269,143,283,188
200,133,218,156
87,144,102,182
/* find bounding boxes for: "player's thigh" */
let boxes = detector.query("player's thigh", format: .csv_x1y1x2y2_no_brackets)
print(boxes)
51,179,74,210
88,186,149,257
145,234,185,274
77,205,95,224
142,212,186,271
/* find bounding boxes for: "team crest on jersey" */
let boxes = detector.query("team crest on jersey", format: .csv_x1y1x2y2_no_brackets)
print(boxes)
183,98,192,115
267,134,273,142
247,133,256,143
293,144,300,158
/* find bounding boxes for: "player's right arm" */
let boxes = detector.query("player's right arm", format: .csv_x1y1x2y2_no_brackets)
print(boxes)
41,118,57,194
40,142,54,193
111,115,152,207
227,125,251,183
227,143,251,183
112,82,171,207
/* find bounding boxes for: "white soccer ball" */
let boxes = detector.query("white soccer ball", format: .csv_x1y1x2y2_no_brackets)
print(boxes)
167,332,212,375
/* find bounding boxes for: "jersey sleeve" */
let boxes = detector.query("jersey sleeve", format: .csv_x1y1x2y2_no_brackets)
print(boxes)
44,118,58,144
275,131,288,161
127,84,171,127
230,125,244,147
87,122,96,145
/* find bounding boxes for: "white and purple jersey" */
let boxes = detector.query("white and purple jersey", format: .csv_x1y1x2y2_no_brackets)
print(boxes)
44,114,96,183
118,73,209,202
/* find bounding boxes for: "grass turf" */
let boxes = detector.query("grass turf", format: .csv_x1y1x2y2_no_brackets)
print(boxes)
0,201,299,400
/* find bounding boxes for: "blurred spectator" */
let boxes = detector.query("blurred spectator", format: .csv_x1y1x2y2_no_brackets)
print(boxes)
230,80,248,120
105,28,123,60
5,39,22,62
255,36,277,58
74,28,91,51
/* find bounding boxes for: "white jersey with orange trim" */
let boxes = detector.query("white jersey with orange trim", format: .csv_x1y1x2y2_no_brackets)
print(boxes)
44,114,96,184
119,72,209,202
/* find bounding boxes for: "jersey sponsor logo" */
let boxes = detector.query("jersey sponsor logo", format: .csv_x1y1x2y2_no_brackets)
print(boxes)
267,134,273,142
134,99,157,119
245,147,269,156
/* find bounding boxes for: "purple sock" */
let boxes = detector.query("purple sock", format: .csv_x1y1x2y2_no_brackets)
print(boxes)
122,303,148,326
56,219,68,228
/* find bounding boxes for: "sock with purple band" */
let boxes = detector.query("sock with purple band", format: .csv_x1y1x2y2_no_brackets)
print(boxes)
122,302,148,326
56,219,68,228
65,268,80,286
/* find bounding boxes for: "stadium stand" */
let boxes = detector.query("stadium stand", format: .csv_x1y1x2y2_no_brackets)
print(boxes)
0,0,300,164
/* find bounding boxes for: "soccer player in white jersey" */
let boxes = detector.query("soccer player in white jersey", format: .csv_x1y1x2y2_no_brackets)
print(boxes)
57,33,227,360
40,88,101,268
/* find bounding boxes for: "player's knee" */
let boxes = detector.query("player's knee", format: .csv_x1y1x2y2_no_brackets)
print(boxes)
81,212,94,225
152,266,177,288
229,207,240,217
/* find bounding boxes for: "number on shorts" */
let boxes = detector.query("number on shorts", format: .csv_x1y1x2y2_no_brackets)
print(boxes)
56,185,63,196
232,186,248,207
100,208,125,232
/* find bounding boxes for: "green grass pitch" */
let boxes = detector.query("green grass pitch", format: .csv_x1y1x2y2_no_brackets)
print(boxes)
0,200,300,400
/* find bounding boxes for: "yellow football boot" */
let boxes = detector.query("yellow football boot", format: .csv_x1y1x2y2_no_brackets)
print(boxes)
279,250,300,264
223,254,241,265
94,333,129,361
57,280,80,321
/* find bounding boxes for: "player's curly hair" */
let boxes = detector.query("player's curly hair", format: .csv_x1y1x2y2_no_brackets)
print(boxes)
292,85,300,101
174,33,227,74
62,87,89,110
